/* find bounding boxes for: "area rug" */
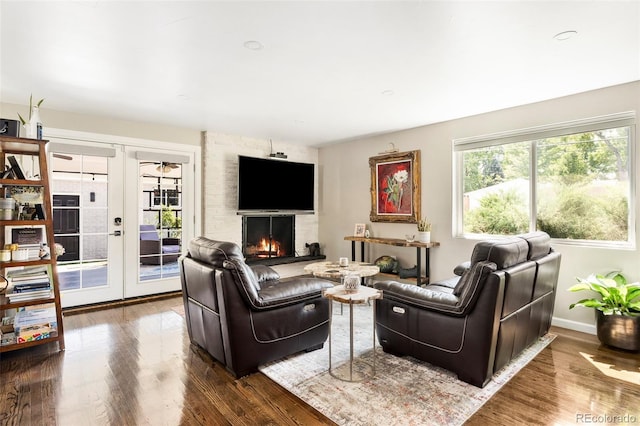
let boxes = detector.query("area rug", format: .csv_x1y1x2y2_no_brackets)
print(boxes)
259,303,555,426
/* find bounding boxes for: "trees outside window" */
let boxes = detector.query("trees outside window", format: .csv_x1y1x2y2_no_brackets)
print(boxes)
456,116,634,245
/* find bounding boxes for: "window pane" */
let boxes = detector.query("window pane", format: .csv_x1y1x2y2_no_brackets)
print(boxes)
462,142,531,235
536,127,630,242
139,161,182,282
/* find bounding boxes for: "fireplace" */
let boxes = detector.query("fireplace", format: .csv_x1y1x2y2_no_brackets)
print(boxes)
242,215,294,261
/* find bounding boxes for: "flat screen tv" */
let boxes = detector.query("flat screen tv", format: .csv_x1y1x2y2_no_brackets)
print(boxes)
237,155,315,212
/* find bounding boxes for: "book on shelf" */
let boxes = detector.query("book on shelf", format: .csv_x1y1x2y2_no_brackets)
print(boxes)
7,292,53,303
14,306,57,330
13,308,58,343
9,275,49,285
8,281,50,290
6,265,49,278
12,282,51,292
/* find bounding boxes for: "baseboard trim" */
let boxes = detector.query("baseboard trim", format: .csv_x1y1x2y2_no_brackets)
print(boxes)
551,316,596,335
63,291,182,316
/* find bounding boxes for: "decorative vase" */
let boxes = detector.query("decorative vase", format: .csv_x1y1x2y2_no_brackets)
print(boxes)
343,274,361,294
30,106,42,139
416,231,431,243
22,122,33,139
596,310,640,351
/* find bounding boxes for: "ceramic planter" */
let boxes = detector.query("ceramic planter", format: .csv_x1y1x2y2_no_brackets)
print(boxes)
416,231,431,243
596,310,640,351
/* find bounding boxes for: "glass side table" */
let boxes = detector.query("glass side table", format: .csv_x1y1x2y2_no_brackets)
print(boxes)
322,284,383,382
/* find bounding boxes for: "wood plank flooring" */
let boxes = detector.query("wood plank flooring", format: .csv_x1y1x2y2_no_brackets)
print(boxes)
1,295,638,425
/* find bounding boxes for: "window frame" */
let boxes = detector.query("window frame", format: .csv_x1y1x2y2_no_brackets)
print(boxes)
452,112,636,248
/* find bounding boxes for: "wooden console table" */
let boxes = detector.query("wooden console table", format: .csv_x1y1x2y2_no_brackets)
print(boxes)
344,236,440,285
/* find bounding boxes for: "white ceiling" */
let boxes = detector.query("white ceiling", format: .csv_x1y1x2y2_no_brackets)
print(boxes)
1,1,639,147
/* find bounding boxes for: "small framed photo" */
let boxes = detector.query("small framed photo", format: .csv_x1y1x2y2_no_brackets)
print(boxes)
354,223,366,237
5,225,46,246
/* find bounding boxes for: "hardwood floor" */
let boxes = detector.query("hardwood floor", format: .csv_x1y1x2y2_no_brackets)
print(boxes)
1,295,638,425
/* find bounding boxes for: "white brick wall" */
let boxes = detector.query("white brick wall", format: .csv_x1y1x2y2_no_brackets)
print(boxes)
202,132,320,257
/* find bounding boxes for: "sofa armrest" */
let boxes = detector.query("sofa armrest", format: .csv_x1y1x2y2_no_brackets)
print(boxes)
257,277,333,309
375,261,497,316
454,261,471,276
250,264,281,283
375,281,461,311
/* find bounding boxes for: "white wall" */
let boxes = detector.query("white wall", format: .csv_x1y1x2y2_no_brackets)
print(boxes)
0,102,201,146
201,132,320,255
318,81,640,334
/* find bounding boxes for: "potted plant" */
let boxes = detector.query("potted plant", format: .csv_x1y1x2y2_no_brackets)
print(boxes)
568,271,640,351
416,217,431,243
17,94,44,139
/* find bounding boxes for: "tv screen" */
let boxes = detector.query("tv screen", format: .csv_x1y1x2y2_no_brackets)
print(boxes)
238,155,315,212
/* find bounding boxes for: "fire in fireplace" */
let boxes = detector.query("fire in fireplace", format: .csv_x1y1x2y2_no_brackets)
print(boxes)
242,215,294,261
247,237,283,258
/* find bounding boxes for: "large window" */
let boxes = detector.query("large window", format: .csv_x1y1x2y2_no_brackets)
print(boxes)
454,113,635,247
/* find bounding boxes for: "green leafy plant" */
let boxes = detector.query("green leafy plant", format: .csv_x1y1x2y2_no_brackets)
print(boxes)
161,205,176,228
17,94,44,125
417,217,431,232
569,271,640,316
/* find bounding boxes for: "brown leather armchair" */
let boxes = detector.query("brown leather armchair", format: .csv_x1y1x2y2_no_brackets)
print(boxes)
374,231,561,387
180,237,333,378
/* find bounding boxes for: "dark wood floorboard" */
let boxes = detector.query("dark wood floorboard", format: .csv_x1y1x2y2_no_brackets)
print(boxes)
1,295,638,425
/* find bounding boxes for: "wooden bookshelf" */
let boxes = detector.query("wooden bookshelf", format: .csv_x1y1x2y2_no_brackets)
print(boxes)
0,136,65,352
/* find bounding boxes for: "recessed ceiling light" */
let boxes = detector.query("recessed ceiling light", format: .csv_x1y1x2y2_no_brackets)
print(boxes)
381,90,394,96
553,30,577,41
244,40,263,50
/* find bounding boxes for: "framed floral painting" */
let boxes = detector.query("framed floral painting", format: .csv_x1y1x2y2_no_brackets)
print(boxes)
369,150,421,223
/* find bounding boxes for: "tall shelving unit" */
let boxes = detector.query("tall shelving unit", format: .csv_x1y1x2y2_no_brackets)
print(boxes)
0,136,65,352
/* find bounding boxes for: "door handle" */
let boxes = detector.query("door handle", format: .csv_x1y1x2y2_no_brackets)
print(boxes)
110,230,122,236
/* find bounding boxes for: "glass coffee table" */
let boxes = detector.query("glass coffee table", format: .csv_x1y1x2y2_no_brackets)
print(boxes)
322,284,383,382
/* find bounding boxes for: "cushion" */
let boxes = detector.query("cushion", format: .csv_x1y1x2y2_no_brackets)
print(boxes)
469,237,529,269
161,245,181,254
140,224,159,241
518,231,551,260
188,237,244,268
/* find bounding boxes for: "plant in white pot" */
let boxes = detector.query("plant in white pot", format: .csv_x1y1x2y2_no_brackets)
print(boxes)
569,271,640,351
416,217,431,243
17,94,44,139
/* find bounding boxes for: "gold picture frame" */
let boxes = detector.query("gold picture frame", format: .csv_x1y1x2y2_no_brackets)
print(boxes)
369,150,421,223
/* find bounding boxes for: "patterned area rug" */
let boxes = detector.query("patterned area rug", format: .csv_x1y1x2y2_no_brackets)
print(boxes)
259,303,555,426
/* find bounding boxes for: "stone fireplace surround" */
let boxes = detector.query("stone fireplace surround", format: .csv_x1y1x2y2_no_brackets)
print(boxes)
203,132,323,266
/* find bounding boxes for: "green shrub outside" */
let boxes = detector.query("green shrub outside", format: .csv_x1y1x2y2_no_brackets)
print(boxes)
465,184,628,241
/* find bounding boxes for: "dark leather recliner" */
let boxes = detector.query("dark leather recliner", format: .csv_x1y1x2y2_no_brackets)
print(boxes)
374,231,561,388
179,237,333,378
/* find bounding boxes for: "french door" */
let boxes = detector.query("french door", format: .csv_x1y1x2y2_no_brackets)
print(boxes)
46,131,199,308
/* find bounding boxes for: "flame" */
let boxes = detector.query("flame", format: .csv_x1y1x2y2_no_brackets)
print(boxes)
258,238,281,256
